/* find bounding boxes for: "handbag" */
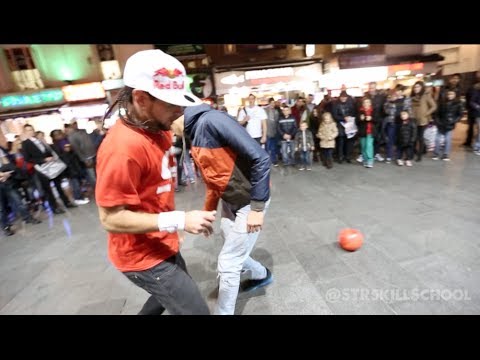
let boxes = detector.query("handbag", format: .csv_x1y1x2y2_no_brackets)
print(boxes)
34,159,67,180
34,143,67,180
33,144,67,180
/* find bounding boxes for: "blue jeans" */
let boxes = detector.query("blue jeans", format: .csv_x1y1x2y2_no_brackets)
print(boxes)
475,118,480,151
215,198,271,315
397,145,413,160
0,182,31,227
123,253,209,315
85,167,96,190
385,123,396,159
281,140,295,165
299,150,312,168
70,177,83,200
266,137,279,165
181,150,195,182
434,130,453,157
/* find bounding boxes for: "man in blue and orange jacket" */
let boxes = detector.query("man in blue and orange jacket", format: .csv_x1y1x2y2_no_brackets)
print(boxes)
184,104,273,315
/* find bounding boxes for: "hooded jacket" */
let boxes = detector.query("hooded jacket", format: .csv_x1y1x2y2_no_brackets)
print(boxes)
184,104,271,212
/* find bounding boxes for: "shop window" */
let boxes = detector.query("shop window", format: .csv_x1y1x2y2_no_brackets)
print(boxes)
333,44,369,52
224,44,236,55
96,44,115,61
4,47,44,91
100,60,122,80
292,44,305,50
96,45,121,80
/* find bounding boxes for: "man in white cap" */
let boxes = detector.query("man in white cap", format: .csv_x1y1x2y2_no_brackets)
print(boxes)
96,49,216,315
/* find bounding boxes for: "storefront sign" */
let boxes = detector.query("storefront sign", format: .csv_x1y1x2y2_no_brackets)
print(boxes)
0,89,64,112
245,67,294,80
156,44,205,57
388,63,424,74
62,82,106,102
102,79,124,91
187,74,214,98
59,103,109,121
215,63,323,95
338,54,386,69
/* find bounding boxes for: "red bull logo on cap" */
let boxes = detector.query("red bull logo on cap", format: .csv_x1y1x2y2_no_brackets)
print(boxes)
153,68,185,90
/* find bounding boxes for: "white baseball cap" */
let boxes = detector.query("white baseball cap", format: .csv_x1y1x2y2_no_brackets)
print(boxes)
123,49,202,107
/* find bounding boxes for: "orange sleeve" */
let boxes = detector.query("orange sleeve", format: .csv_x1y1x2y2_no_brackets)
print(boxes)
96,150,143,208
203,188,221,211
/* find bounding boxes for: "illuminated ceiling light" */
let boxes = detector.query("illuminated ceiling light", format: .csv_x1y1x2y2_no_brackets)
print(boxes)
395,70,411,76
305,44,315,57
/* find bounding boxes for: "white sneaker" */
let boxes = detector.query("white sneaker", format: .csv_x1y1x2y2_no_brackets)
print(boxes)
432,156,440,160
474,150,480,156
306,167,312,171
74,199,90,205
385,158,392,164
298,167,305,171
397,159,404,166
356,155,364,163
405,160,413,167
375,153,384,162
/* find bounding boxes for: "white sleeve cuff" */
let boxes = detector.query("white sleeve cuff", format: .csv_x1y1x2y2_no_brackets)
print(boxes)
157,211,185,233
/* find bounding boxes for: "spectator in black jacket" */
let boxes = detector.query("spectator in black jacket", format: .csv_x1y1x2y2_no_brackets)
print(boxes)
396,111,417,167
466,71,480,151
60,143,90,205
332,91,357,163
432,90,463,161
277,105,297,166
21,124,75,214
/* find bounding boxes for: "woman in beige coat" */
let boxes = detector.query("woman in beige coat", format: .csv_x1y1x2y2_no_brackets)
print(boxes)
317,112,338,169
411,81,437,161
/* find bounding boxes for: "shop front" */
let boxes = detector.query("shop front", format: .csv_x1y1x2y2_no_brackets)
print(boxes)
0,82,108,143
214,63,323,116
0,88,66,142
317,61,440,99
59,82,108,133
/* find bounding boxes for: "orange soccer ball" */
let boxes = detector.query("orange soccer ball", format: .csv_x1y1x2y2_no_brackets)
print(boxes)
338,228,364,251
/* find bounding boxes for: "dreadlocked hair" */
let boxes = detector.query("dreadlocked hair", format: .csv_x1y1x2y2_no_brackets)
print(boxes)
103,86,152,131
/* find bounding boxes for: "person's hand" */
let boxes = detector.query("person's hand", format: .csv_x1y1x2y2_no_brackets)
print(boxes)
185,210,216,237
178,230,185,248
0,171,13,182
366,116,372,121
261,136,267,144
311,146,315,151
360,114,365,120
244,115,250,122
45,156,53,162
284,134,291,140
247,210,264,233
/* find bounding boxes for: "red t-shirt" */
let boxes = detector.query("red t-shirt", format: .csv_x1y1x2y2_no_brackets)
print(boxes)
96,121,178,272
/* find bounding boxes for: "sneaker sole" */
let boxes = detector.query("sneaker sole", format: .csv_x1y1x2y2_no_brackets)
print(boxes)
241,276,274,293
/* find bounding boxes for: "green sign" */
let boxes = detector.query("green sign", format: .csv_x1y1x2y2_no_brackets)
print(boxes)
155,44,205,56
0,89,64,111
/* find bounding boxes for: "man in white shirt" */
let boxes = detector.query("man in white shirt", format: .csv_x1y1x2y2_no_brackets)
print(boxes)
237,94,267,145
